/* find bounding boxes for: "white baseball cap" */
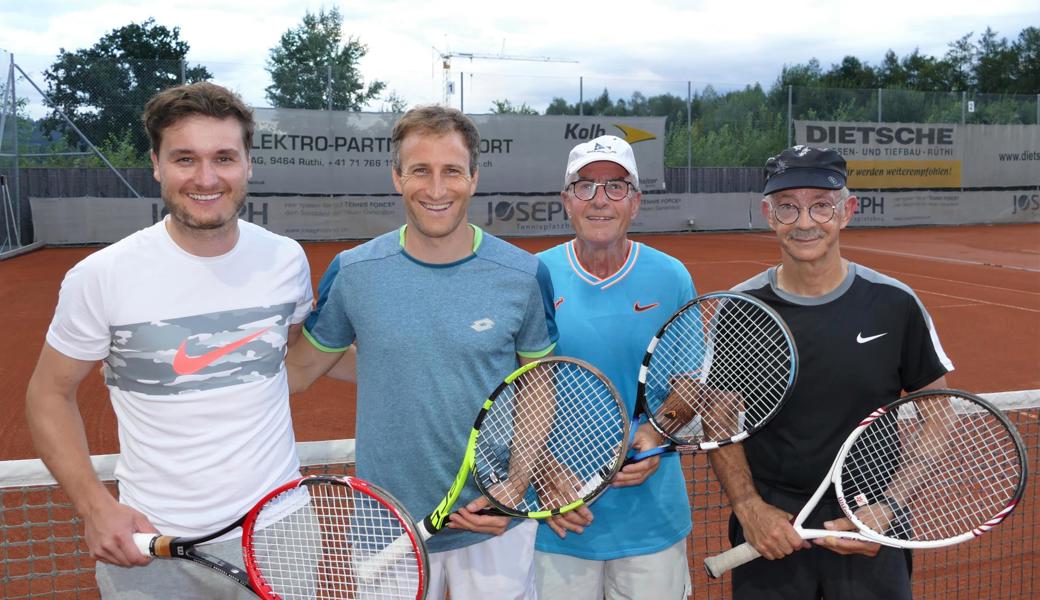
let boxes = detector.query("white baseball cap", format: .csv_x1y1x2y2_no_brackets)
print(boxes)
564,135,639,189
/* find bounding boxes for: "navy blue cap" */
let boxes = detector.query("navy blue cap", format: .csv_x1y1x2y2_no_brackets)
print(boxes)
763,145,847,195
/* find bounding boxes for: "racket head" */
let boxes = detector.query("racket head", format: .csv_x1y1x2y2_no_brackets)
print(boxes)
473,357,629,518
242,475,428,600
637,291,797,449
834,389,1028,549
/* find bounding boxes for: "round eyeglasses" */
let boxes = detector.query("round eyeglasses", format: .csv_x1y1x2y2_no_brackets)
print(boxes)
568,179,633,201
772,201,837,225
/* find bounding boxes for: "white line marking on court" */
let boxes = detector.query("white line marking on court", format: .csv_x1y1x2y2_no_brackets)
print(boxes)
842,242,1040,273
937,302,983,309
679,259,774,269
915,289,1040,314
876,268,1040,297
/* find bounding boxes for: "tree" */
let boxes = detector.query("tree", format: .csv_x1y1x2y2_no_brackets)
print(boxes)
489,99,538,115
378,90,408,113
265,7,385,110
0,81,32,147
42,18,211,157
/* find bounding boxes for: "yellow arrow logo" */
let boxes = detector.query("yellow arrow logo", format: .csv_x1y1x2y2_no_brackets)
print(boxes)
614,124,656,144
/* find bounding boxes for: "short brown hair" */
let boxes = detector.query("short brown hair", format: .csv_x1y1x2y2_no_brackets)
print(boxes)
142,82,254,154
390,105,480,175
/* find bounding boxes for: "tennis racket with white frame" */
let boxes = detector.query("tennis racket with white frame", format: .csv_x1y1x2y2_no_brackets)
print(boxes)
625,291,798,464
704,389,1028,578
134,475,428,599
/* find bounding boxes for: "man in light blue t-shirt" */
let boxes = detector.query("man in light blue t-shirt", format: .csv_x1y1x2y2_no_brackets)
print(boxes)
287,106,557,600
535,135,695,599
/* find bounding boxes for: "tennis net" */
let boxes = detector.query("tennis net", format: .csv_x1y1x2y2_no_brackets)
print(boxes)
2,393,1036,599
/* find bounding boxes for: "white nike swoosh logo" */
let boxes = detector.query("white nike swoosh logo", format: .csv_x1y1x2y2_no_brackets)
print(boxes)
857,332,888,344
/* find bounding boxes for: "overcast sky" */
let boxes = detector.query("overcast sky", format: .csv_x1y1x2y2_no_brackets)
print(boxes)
1,0,1036,116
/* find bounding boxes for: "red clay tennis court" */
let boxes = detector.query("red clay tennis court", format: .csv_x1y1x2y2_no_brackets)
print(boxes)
1,223,1037,598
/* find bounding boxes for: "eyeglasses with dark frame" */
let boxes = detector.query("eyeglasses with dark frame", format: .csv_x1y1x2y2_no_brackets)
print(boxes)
771,201,838,225
568,179,634,201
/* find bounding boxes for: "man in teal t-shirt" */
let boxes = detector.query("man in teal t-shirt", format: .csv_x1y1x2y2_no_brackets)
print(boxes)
288,106,557,600
534,135,695,599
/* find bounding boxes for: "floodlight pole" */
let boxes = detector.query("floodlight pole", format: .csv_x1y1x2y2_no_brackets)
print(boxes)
787,85,793,147
686,80,692,194
9,55,19,235
579,77,583,116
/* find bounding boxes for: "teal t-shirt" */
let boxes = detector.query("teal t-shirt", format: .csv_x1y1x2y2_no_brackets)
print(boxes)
536,240,694,560
304,225,557,552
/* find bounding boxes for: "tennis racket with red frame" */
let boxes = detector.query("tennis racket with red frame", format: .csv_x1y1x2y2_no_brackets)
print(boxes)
704,389,1028,578
134,475,428,599
625,291,798,464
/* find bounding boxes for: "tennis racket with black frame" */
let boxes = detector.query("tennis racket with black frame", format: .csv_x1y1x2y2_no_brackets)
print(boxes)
625,291,798,464
134,475,428,599
356,356,629,582
703,389,1028,578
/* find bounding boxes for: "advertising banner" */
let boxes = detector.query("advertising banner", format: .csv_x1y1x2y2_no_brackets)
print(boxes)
29,192,750,243
30,190,1036,245
249,109,667,194
795,121,1039,188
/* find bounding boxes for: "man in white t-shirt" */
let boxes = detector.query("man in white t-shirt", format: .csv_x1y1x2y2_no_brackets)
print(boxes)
25,82,313,598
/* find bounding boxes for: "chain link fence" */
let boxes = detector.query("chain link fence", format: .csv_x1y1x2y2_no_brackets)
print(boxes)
2,50,1038,248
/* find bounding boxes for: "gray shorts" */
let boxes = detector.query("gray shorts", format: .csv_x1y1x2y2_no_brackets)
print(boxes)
95,537,255,599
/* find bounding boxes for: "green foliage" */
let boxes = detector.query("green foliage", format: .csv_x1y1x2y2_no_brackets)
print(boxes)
18,129,150,168
379,91,409,113
265,7,385,110
537,26,1036,167
774,26,1038,94
489,99,538,115
668,85,786,167
42,18,211,156
0,82,35,154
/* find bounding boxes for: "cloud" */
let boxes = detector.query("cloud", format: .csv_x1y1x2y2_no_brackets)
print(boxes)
2,0,1036,116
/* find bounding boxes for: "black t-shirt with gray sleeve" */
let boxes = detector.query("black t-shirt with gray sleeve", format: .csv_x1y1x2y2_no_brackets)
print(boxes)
732,263,953,497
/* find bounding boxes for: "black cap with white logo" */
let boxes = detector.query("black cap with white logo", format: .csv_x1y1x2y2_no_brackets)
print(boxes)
763,145,847,195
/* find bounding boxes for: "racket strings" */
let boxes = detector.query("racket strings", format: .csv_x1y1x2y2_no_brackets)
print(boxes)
475,361,626,513
840,394,1024,543
645,297,794,444
250,482,421,599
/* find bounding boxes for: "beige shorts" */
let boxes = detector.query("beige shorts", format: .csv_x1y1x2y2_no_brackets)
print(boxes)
534,538,692,600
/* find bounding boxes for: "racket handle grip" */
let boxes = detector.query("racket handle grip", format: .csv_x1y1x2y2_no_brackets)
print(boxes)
703,542,762,578
355,527,427,584
132,533,158,557
474,507,508,517
623,444,674,465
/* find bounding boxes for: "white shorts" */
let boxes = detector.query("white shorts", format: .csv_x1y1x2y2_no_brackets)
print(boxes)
534,538,692,600
426,520,538,600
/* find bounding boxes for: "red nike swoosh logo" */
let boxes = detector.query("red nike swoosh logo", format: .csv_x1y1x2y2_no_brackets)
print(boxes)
554,297,565,309
172,327,271,375
633,301,659,313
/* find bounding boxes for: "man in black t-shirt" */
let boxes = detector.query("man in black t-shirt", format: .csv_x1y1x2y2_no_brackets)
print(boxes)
708,146,953,600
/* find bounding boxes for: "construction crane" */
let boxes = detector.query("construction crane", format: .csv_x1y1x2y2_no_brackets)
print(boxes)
433,47,578,108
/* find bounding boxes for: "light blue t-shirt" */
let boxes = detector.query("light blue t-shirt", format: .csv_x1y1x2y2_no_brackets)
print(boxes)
536,240,694,560
304,225,557,552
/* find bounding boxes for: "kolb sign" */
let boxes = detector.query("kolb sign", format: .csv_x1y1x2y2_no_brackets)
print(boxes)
248,109,666,195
